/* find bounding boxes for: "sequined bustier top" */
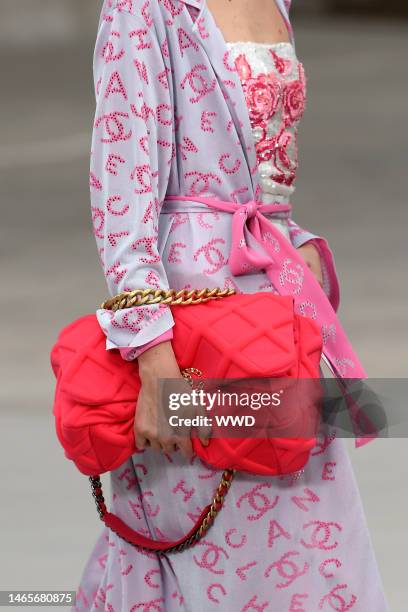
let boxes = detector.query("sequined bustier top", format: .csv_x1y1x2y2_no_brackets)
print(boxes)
226,41,306,205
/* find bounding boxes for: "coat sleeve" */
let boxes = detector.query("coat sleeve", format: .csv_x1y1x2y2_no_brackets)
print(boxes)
90,6,175,359
281,2,339,311
287,219,340,312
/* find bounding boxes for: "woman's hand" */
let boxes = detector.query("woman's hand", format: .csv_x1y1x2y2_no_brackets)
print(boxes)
297,242,323,287
135,341,210,458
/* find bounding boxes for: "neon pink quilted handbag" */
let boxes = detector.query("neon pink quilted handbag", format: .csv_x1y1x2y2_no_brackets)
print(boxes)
50,291,323,552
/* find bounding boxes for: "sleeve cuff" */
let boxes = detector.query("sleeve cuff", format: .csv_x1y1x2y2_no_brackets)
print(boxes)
96,303,175,360
118,328,174,361
288,221,341,312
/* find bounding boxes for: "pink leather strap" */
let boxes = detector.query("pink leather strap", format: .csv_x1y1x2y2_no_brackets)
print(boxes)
164,195,374,446
103,504,211,552
90,470,235,553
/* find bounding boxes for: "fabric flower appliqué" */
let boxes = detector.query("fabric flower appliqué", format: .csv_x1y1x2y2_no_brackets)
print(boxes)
232,49,305,186
269,49,293,77
256,128,297,185
282,64,306,125
234,54,282,125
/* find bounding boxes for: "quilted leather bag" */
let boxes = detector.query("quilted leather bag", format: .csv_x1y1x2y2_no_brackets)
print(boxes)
50,290,323,553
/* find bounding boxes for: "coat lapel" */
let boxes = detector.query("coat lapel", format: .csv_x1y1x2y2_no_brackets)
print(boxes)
180,0,261,199
178,0,294,201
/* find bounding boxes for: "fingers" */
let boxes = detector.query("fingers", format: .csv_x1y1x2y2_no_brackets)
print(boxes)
194,422,212,447
159,437,180,455
135,426,168,453
135,425,194,457
148,438,162,453
134,419,161,452
156,437,194,459
134,431,149,451
175,438,193,459
134,368,212,458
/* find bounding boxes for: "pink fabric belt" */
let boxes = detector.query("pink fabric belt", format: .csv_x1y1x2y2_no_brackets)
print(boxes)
164,194,374,447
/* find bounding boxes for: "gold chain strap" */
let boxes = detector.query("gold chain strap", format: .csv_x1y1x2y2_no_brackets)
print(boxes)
172,368,236,552
170,467,236,553
101,287,236,311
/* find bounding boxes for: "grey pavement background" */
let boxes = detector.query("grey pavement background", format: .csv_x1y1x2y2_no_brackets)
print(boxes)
0,3,407,611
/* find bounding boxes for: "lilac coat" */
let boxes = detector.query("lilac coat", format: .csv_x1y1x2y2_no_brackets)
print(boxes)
91,0,340,358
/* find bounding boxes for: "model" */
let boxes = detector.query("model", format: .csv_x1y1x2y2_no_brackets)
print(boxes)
73,0,389,609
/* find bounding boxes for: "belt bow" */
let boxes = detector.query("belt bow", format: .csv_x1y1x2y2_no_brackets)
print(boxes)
179,196,293,278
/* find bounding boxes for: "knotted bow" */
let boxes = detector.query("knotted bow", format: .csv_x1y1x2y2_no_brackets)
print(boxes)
204,198,292,278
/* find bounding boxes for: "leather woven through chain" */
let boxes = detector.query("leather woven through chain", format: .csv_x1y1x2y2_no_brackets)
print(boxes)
101,287,236,311
89,468,235,554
